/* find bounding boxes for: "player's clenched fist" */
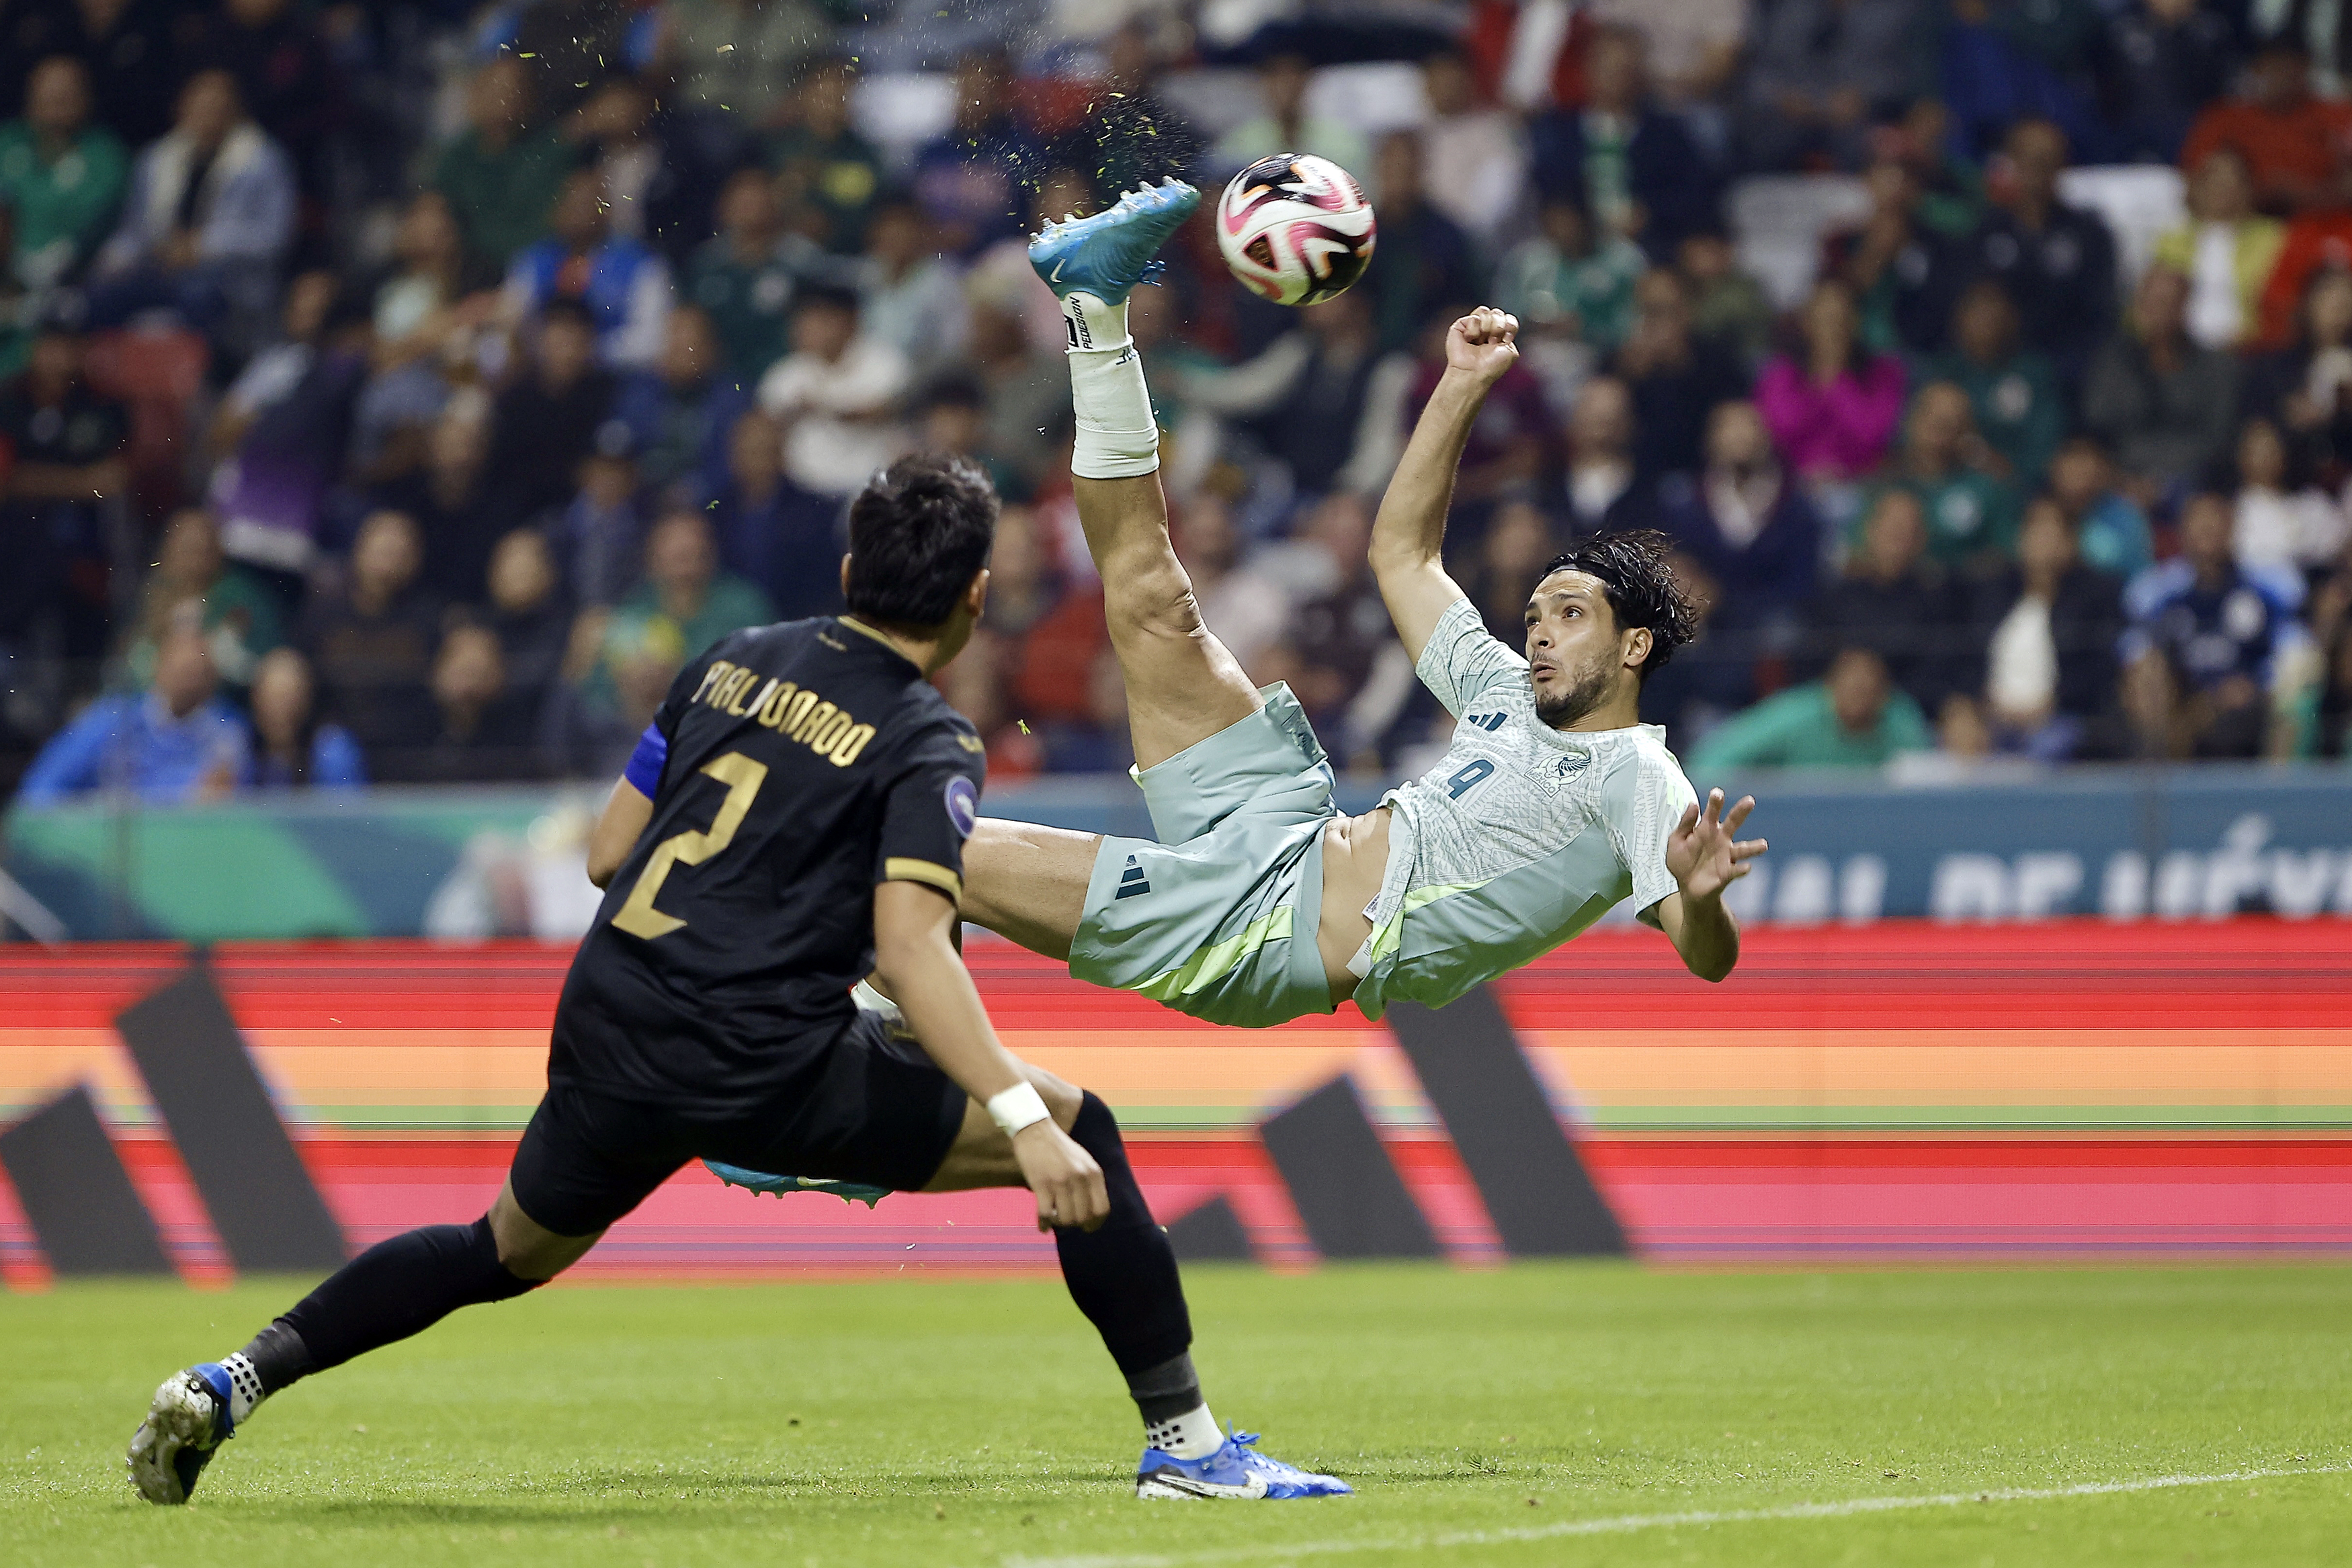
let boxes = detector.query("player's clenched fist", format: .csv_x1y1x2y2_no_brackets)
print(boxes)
1013,1121,1110,1231
1446,306,1520,382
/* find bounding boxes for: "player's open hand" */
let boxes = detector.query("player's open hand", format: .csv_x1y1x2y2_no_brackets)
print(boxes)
1012,1121,1109,1232
1447,306,1520,384
1667,788,1767,904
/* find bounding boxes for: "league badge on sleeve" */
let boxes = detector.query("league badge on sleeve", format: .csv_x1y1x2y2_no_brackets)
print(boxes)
943,775,978,838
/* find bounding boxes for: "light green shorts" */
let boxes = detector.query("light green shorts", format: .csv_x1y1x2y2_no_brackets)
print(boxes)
1068,684,1341,1029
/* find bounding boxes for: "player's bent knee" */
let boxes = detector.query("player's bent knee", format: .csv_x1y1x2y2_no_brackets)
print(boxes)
488,1188,599,1280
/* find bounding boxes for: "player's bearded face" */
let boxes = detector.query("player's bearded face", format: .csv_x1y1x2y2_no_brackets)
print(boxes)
1531,641,1615,728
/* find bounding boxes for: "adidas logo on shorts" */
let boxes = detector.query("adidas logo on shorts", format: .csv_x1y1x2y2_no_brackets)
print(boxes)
1116,855,1152,900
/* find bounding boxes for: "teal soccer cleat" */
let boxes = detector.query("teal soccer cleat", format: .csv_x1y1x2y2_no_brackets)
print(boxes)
1027,179,1200,306
702,1160,889,1208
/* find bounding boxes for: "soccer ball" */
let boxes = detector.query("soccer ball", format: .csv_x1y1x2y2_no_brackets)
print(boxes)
1214,154,1377,308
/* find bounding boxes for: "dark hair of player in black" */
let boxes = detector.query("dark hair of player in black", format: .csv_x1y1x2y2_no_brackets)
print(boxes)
1540,529,1700,685
845,453,1001,629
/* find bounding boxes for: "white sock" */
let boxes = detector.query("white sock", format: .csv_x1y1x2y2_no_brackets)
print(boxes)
217,1352,267,1424
1062,292,1160,480
1144,1401,1225,1460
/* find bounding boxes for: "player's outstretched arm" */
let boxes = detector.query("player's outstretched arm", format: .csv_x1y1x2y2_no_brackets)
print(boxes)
1653,789,1767,983
586,777,655,889
872,879,1109,1231
1369,306,1521,664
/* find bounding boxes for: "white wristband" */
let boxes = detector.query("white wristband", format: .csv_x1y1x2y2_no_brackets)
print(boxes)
986,1081,1053,1139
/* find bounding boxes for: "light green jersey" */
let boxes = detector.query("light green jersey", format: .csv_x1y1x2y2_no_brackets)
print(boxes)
1353,598,1697,1018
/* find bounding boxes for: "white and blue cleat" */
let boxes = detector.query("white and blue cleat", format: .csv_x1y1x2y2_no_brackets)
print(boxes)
702,1161,890,1207
1136,1429,1353,1500
1028,179,1200,307
126,1364,235,1504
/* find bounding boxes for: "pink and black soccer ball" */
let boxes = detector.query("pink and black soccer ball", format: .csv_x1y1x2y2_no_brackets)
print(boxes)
1214,154,1378,308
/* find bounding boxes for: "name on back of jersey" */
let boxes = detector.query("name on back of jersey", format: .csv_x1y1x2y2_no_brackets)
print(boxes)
693,658,877,767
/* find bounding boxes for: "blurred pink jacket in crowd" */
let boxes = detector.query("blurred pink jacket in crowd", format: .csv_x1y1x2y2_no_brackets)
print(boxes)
1753,354,1907,480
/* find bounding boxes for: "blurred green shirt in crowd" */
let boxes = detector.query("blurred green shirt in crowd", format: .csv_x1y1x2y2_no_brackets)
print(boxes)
1692,679,1933,772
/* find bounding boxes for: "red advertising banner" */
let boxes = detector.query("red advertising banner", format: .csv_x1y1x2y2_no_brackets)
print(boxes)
2,921,2347,1285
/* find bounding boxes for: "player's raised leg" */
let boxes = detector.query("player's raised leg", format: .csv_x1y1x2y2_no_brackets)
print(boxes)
1031,183,1262,771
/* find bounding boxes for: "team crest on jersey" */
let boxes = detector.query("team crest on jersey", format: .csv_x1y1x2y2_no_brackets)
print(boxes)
943,775,977,838
1555,753,1589,781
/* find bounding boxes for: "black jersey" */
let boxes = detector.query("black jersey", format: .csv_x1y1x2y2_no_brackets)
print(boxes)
550,617,986,1110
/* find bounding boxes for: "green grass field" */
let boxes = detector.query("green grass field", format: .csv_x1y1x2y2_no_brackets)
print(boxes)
5,1264,2349,1567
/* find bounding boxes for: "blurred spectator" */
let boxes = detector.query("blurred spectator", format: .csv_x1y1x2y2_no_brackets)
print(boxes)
1080,24,1200,199
1638,549,1761,752
756,284,912,498
88,70,296,350
1560,375,1658,533
687,169,812,382
17,607,249,807
1939,0,2106,165
430,57,571,275
1657,400,1824,616
507,0,634,120
2231,415,2349,571
2083,263,2243,496
119,508,283,697
15,0,182,148
483,300,618,537
370,189,498,359
546,423,646,609
2245,267,2352,474
2318,607,2352,755
574,77,722,263
1181,288,1406,499
1755,278,1907,483
1529,26,1714,259
858,195,970,380
1612,267,1750,478
505,167,673,371
2103,0,2243,164
913,50,1040,258
1804,486,1968,712
482,527,570,722
768,56,885,253
1965,498,2126,760
1464,498,1564,645
1691,646,1933,769
1925,279,2063,484
2121,491,2306,756
380,621,542,785
1968,118,2117,379
207,269,373,577
2179,41,2352,216
354,194,493,480
2048,436,2157,580
916,377,1021,501
1865,381,2021,570
375,403,500,607
1175,494,1291,674
1268,494,1413,765
0,57,127,298
980,503,1062,645
1740,0,1927,172
613,304,750,505
1828,159,1969,357
185,0,339,178
0,318,128,665
2154,146,2285,351
1494,192,1647,355
706,408,841,618
1419,48,1527,245
1359,132,1477,355
964,286,1069,494
245,645,364,790
1591,0,1747,111
1680,229,1775,370
1212,52,1369,176
663,0,827,127
299,509,443,767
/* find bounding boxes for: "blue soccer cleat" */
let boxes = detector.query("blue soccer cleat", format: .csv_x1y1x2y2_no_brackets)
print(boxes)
1028,179,1200,306
1135,1429,1353,1500
702,1160,888,1208
126,1364,235,1504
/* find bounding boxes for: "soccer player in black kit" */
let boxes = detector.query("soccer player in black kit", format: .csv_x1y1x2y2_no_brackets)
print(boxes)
126,455,1348,1504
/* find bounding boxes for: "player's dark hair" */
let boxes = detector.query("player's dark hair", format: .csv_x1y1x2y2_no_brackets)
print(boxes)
1541,529,1700,684
845,453,1000,629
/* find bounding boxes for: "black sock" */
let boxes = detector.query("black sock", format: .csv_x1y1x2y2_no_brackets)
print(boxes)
1054,1092,1194,1383
1126,1350,1203,1422
259,1216,542,1389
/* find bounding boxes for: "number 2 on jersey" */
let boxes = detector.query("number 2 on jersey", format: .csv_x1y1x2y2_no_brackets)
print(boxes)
611,752,769,939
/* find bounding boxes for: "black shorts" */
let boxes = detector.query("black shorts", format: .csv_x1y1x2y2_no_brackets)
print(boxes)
509,1012,968,1235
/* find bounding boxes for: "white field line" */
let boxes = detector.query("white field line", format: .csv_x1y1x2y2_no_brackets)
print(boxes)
1003,1462,2352,1568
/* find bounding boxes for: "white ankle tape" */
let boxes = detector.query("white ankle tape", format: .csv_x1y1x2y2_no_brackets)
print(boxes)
1064,295,1160,480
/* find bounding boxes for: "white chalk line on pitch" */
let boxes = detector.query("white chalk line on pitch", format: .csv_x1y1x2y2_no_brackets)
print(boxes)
1001,1462,2352,1568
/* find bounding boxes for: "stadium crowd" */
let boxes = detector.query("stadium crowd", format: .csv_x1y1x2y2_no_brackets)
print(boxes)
5,0,2352,805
